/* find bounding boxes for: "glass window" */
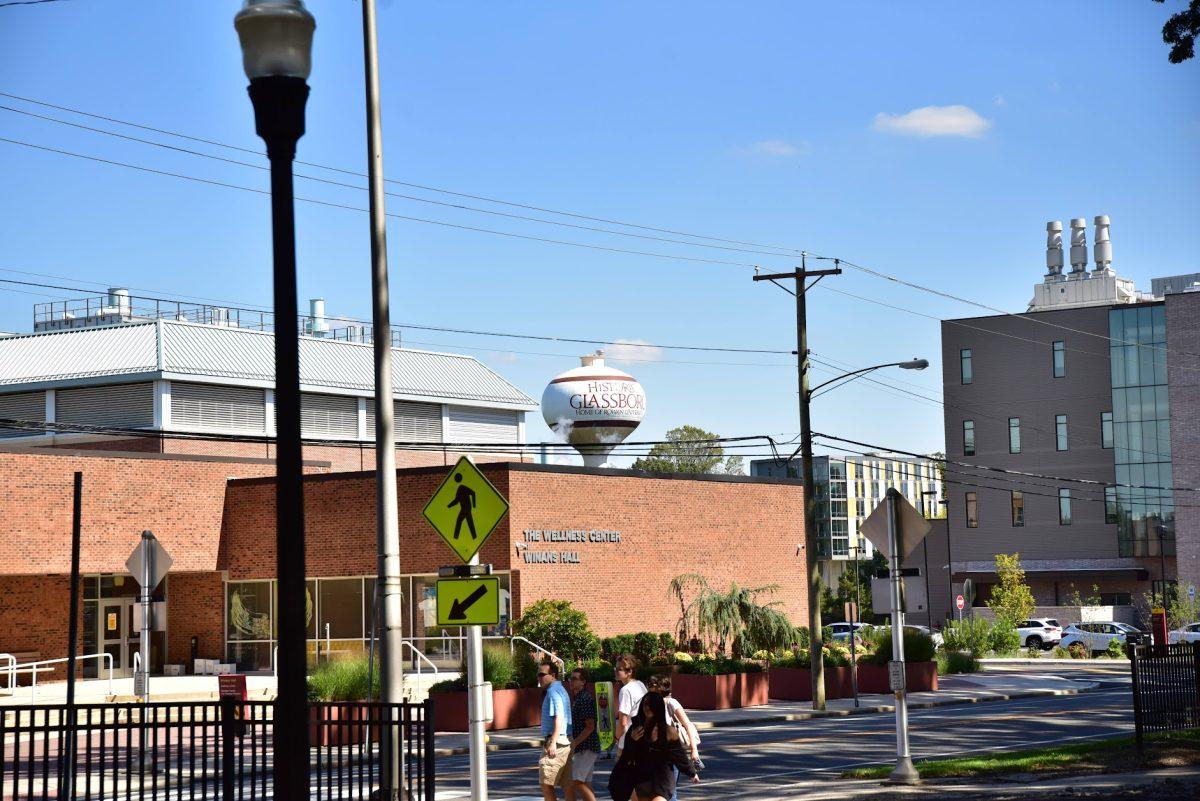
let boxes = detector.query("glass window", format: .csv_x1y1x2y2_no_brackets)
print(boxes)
965,492,978,528
1055,414,1069,452
963,420,975,456
318,578,365,640
1101,412,1113,449
960,349,973,385
227,582,273,642
1009,418,1021,454
1105,486,1118,524
1052,341,1065,377
1011,491,1025,527
1059,489,1072,525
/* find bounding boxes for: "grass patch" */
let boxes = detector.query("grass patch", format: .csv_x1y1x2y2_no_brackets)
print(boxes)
841,729,1200,779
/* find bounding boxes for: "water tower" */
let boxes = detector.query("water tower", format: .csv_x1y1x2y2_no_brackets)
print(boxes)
541,351,647,467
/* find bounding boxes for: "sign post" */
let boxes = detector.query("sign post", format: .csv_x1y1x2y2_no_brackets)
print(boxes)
423,456,509,801
125,531,172,702
862,489,930,786
955,594,965,622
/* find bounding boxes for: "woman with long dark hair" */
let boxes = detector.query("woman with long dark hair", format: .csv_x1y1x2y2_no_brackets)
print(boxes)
608,692,699,801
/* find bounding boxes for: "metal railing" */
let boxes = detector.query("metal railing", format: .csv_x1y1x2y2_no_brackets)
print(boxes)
400,641,440,689
0,653,16,691
509,636,566,670
1129,641,1200,750
9,653,114,700
0,699,435,801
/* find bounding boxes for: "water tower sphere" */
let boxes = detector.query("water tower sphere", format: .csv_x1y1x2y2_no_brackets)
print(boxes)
541,351,646,467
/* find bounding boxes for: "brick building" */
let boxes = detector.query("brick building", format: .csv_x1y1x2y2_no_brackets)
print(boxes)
0,448,807,678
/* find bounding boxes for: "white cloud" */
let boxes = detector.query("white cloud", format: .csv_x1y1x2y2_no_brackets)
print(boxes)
488,351,519,364
604,339,665,364
746,139,809,157
871,105,992,138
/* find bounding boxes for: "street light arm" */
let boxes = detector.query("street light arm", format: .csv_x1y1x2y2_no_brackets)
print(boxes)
809,361,923,396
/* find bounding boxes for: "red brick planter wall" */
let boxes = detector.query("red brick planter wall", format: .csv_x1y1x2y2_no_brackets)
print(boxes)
767,666,855,701
855,662,938,694
431,687,543,732
670,672,769,710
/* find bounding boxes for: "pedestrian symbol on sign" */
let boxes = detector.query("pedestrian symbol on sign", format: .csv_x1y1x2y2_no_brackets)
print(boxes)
449,473,478,540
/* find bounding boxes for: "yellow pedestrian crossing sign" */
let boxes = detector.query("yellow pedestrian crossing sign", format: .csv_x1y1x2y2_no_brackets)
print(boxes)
423,456,509,563
436,577,501,626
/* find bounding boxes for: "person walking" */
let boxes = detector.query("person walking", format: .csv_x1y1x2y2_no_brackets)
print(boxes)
613,654,647,757
567,667,600,801
447,472,477,539
610,692,699,801
647,675,701,801
538,661,574,800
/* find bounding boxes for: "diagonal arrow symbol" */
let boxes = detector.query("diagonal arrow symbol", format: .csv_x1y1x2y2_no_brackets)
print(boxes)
448,584,490,621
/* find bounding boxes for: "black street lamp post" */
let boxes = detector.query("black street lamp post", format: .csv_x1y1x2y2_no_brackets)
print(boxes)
234,3,315,798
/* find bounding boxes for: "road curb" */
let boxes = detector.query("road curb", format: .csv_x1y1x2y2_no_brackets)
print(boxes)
432,685,1099,757
981,658,1128,665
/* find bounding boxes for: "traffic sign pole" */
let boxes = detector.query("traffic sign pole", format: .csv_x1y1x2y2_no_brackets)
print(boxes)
138,531,154,701
885,491,919,785
466,554,489,801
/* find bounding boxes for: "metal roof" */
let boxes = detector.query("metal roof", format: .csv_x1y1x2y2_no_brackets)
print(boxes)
0,321,537,409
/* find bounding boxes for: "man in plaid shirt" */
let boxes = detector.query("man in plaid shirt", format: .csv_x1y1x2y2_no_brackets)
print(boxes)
567,667,600,801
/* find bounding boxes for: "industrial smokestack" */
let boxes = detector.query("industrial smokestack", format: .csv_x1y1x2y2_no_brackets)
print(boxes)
308,298,328,336
1093,215,1112,273
1045,221,1064,278
1069,218,1088,277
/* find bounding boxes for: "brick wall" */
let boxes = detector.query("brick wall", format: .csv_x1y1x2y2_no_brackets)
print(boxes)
0,575,73,679
166,572,226,664
1167,291,1200,590
220,463,808,638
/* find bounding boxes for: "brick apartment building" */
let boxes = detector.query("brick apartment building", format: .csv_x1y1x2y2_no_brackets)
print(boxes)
0,449,806,678
940,217,1200,615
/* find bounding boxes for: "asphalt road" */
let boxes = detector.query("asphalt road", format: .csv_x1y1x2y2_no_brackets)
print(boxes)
435,678,1134,800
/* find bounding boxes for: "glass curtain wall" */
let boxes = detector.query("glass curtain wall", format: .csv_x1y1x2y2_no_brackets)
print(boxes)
1109,305,1174,557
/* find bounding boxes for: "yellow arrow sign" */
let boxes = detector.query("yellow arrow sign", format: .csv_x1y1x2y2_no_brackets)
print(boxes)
422,456,509,563
436,577,501,626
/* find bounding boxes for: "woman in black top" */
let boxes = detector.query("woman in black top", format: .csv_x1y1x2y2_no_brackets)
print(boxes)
608,692,699,801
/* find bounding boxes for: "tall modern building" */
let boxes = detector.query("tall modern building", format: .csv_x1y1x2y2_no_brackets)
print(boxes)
941,217,1200,614
750,453,943,584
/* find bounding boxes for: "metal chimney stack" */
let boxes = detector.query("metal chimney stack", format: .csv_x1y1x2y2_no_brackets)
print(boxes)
1092,215,1113,274
1045,221,1064,279
308,298,329,336
1068,218,1088,278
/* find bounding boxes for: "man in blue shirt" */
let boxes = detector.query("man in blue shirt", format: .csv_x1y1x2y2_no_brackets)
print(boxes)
538,660,574,800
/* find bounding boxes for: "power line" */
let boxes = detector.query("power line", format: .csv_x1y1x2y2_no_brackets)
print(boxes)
0,136,764,269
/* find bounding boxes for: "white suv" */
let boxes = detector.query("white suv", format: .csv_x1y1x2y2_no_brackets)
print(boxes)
1060,622,1142,655
1016,618,1063,649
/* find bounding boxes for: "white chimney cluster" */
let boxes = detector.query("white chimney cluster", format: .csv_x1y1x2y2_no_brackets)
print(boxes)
1045,215,1114,281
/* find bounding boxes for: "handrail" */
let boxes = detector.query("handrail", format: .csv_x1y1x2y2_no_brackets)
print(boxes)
0,653,15,691
510,636,566,670
13,652,114,699
400,641,439,692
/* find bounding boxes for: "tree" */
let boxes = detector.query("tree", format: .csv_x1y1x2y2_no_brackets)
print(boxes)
987,553,1036,627
668,573,794,657
1154,0,1200,63
511,599,601,662
1140,583,1200,630
630,425,743,474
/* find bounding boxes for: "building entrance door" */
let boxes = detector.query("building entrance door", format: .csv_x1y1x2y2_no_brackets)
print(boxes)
98,598,137,678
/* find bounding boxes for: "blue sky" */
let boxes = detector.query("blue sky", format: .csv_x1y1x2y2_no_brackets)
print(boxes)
1,1,1197,467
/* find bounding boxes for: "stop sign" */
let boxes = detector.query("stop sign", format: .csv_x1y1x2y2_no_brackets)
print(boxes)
956,594,965,610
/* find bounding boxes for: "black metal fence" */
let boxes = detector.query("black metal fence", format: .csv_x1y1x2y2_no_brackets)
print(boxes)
1129,641,1200,749
0,699,434,800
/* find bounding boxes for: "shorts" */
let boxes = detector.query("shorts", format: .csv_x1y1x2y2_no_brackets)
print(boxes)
539,743,572,788
570,749,597,783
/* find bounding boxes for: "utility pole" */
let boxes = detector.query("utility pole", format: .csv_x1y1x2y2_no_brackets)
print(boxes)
360,1,405,796
753,257,841,710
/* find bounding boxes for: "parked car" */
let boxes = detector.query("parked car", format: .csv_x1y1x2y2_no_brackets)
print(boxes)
1168,622,1200,644
1059,622,1142,654
904,624,944,649
1016,618,1063,649
828,622,875,642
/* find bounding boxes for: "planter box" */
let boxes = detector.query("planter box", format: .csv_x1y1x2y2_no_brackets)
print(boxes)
855,662,937,694
670,672,769,710
307,704,380,747
431,687,543,732
768,666,855,700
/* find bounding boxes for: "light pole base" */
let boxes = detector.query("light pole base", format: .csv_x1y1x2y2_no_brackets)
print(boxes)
886,757,921,785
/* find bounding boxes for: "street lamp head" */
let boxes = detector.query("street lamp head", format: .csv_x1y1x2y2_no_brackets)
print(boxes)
234,0,315,81
899,358,929,371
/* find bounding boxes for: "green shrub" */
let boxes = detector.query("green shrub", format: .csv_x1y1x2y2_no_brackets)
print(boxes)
1105,638,1126,659
1068,642,1088,659
770,648,809,669
862,627,936,666
942,617,994,657
675,655,763,675
429,644,533,694
632,632,660,658
307,657,379,701
582,659,615,683
793,626,811,650
936,651,980,675
657,632,677,654
989,622,1021,656
512,599,599,662
601,634,636,660
482,644,518,689
1051,646,1070,659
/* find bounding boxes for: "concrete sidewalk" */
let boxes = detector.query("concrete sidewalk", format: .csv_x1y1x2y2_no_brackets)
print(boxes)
434,671,1099,756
